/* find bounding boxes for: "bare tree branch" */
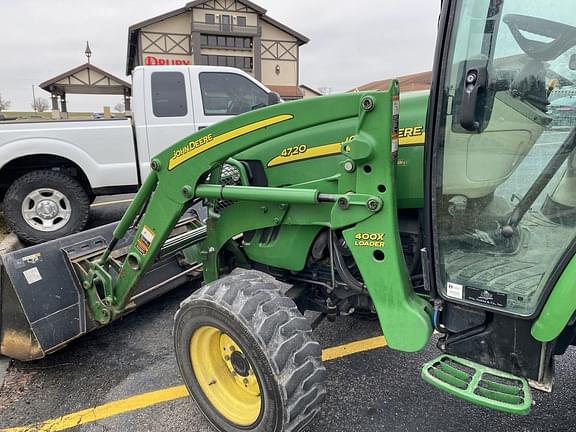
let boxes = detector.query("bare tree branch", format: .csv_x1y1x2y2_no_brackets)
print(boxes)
0,94,11,112
32,97,50,112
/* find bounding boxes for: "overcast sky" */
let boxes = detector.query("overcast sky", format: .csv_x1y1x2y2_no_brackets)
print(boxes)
0,0,440,111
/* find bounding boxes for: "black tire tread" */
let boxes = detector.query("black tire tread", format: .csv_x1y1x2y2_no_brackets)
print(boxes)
3,170,90,244
176,269,326,432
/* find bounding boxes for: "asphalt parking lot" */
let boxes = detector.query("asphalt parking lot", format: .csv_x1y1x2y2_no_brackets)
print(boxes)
2,283,576,432
2,192,576,432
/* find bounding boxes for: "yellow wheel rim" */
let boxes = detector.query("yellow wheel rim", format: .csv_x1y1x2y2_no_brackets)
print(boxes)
190,326,262,426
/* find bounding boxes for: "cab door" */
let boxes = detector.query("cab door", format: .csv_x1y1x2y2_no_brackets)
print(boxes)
425,0,576,320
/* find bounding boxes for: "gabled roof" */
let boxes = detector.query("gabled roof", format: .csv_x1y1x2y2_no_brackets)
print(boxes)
186,0,266,14
260,15,309,45
40,63,131,95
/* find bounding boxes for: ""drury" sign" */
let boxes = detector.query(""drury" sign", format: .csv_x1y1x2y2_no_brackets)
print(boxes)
145,55,191,66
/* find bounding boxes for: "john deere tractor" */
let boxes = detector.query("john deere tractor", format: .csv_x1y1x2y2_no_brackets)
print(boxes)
2,0,576,430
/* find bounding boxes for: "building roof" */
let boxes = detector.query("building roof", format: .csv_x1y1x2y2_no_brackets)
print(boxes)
40,63,131,95
351,71,432,93
126,0,309,74
299,84,322,96
268,85,303,99
186,0,266,14
260,15,309,45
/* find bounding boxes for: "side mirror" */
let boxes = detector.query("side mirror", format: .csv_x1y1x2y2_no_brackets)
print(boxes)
267,92,282,106
570,53,576,71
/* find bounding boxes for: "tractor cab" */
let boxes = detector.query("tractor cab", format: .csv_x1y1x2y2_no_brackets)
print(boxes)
423,0,576,413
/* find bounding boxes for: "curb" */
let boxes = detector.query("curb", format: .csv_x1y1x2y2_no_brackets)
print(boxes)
0,233,22,387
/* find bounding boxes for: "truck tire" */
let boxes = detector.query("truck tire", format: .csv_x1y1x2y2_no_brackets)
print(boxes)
174,270,326,432
3,170,90,244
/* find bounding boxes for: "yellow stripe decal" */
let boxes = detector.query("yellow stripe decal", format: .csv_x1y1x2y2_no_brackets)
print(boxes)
168,114,294,170
2,336,387,432
399,133,426,146
267,142,342,168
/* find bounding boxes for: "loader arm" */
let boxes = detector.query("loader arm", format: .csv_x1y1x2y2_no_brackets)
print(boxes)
79,83,433,353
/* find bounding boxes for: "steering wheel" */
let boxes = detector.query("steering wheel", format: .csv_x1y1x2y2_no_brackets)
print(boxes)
504,14,576,61
227,98,251,115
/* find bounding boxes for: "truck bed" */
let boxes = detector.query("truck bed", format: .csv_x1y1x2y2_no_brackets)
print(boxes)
0,117,139,190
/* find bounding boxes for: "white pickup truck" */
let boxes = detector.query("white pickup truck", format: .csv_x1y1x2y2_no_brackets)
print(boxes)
0,66,278,243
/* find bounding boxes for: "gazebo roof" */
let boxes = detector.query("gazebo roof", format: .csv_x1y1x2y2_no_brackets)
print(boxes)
40,63,131,96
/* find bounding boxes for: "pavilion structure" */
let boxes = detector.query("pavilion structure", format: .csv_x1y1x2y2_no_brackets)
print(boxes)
40,42,131,119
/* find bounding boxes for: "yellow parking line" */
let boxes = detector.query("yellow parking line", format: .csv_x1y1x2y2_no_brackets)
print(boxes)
322,335,387,361
1,335,388,432
90,198,133,208
1,386,189,432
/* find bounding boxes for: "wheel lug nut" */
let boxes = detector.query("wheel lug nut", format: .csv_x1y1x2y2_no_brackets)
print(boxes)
243,378,249,385
224,355,230,361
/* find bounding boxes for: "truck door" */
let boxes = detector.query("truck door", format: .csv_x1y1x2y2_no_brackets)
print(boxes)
142,68,196,178
425,0,576,319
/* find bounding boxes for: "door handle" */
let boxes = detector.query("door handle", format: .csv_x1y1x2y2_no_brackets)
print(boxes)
460,67,488,131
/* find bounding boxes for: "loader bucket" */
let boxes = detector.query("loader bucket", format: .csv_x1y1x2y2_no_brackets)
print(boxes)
0,215,205,361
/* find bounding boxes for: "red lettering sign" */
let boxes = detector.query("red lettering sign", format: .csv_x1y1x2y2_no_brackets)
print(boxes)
144,55,191,66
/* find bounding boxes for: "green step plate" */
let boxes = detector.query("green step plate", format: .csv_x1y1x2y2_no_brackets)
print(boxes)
421,354,532,415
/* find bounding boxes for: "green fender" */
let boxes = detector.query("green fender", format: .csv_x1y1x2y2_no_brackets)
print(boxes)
532,254,576,342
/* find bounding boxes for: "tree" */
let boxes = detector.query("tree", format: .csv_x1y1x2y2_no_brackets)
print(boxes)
31,97,50,112
114,101,125,113
0,94,11,112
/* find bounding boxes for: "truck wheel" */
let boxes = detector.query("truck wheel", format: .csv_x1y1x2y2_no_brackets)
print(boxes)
3,170,90,244
174,270,326,432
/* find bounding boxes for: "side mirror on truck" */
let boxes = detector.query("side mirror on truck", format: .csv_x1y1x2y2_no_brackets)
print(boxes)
267,91,282,106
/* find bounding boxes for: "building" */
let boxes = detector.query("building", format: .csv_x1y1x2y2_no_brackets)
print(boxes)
126,0,309,100
351,71,433,93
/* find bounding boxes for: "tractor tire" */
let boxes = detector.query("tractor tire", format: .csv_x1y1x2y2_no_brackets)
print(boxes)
174,269,326,432
3,170,90,245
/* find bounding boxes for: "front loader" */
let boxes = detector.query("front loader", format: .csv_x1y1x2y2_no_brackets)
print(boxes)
3,0,576,431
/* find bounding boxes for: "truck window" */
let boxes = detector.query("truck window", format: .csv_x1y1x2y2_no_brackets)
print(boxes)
199,72,268,116
151,71,188,117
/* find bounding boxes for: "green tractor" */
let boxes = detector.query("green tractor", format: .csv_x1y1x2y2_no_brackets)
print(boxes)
2,0,576,430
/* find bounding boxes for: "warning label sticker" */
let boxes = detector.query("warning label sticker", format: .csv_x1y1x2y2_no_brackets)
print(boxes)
446,282,463,299
23,267,42,285
136,225,155,255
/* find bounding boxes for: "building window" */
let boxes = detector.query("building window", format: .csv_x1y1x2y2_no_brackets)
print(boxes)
151,72,187,118
205,14,215,24
199,72,268,115
200,35,253,50
237,16,246,27
200,55,253,72
221,15,231,32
